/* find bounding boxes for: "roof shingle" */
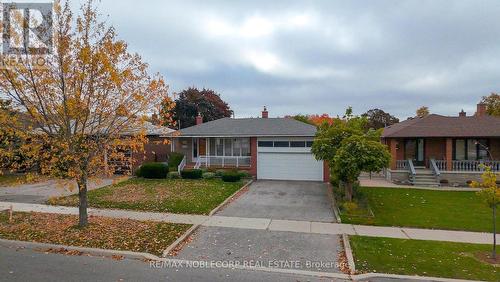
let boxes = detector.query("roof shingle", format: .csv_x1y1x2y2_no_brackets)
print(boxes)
178,118,317,137
382,114,500,138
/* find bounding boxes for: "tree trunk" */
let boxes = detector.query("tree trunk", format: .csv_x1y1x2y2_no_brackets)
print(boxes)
77,176,88,227
493,205,497,260
345,181,353,202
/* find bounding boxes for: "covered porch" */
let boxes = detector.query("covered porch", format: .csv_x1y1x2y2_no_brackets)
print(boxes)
173,137,254,169
388,137,500,172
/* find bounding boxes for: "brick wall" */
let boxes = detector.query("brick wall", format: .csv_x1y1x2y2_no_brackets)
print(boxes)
249,137,257,176
132,136,172,170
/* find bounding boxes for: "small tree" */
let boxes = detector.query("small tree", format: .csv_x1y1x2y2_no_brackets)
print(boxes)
470,166,500,259
362,108,399,130
0,0,169,227
312,108,390,201
416,106,430,118
480,93,500,116
333,136,390,201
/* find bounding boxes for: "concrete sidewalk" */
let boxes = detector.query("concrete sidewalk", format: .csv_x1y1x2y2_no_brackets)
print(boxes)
1,201,498,245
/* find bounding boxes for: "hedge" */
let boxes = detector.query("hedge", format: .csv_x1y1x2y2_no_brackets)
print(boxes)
202,172,216,179
221,170,242,182
137,162,169,179
167,171,181,179
181,169,203,179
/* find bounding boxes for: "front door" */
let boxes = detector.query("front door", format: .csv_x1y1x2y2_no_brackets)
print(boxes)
199,138,206,156
405,138,425,166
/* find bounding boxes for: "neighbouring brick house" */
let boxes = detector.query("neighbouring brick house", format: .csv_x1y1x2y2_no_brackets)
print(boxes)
382,103,500,186
171,107,329,182
109,121,175,173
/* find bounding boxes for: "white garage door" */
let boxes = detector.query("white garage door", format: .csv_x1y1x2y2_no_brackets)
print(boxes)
257,152,323,181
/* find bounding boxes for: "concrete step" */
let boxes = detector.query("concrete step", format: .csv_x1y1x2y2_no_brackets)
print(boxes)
411,181,440,186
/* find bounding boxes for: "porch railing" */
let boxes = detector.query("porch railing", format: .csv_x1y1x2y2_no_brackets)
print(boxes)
396,160,408,170
197,155,251,168
452,160,500,172
177,155,186,174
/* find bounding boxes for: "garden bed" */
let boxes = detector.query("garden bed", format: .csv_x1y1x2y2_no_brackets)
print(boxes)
0,211,191,256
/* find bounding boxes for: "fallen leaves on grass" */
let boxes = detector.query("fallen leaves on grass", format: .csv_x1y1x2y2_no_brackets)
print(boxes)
0,211,191,256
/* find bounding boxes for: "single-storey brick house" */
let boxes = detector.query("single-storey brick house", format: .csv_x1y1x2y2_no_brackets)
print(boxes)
171,108,329,182
382,103,500,186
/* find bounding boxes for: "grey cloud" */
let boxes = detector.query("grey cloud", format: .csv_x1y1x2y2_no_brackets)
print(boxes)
79,0,500,119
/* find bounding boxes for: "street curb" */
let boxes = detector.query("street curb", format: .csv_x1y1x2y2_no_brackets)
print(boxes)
352,273,481,282
326,183,342,223
0,238,161,261
208,179,253,216
341,234,356,274
162,223,201,257
0,239,483,281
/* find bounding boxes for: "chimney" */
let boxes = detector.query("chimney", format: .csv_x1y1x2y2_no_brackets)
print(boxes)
476,103,487,117
261,106,268,118
459,109,466,117
195,113,203,125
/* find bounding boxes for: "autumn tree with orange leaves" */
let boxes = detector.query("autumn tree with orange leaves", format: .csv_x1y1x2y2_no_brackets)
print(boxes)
0,0,171,226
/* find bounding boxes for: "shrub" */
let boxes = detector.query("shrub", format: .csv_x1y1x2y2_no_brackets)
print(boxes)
167,171,181,179
238,170,251,178
181,169,203,179
221,170,241,182
202,172,216,179
215,170,225,177
168,153,184,170
137,162,168,179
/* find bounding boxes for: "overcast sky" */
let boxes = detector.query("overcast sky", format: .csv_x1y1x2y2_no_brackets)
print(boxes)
89,0,500,119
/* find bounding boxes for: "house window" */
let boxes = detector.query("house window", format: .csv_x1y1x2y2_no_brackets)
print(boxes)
224,138,233,156
216,138,224,156
306,141,313,147
477,139,489,160
290,141,306,147
454,138,490,160
258,141,273,147
273,141,290,147
467,139,477,160
241,138,250,156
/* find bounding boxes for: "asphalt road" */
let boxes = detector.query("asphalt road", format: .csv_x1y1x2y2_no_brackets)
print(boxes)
0,243,346,282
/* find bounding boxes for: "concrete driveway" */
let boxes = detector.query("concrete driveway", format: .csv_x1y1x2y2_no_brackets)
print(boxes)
0,177,119,204
174,180,342,274
217,180,335,223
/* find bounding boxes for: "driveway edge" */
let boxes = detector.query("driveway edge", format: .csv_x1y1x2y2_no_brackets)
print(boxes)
162,223,201,257
326,183,342,223
208,179,253,216
341,234,356,274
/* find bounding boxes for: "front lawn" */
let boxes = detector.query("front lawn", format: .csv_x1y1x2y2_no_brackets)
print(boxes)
350,236,499,281
339,187,500,232
49,178,246,215
0,211,191,256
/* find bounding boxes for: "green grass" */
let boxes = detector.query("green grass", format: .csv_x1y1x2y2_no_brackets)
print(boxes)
49,178,246,215
340,187,500,232
350,236,499,281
